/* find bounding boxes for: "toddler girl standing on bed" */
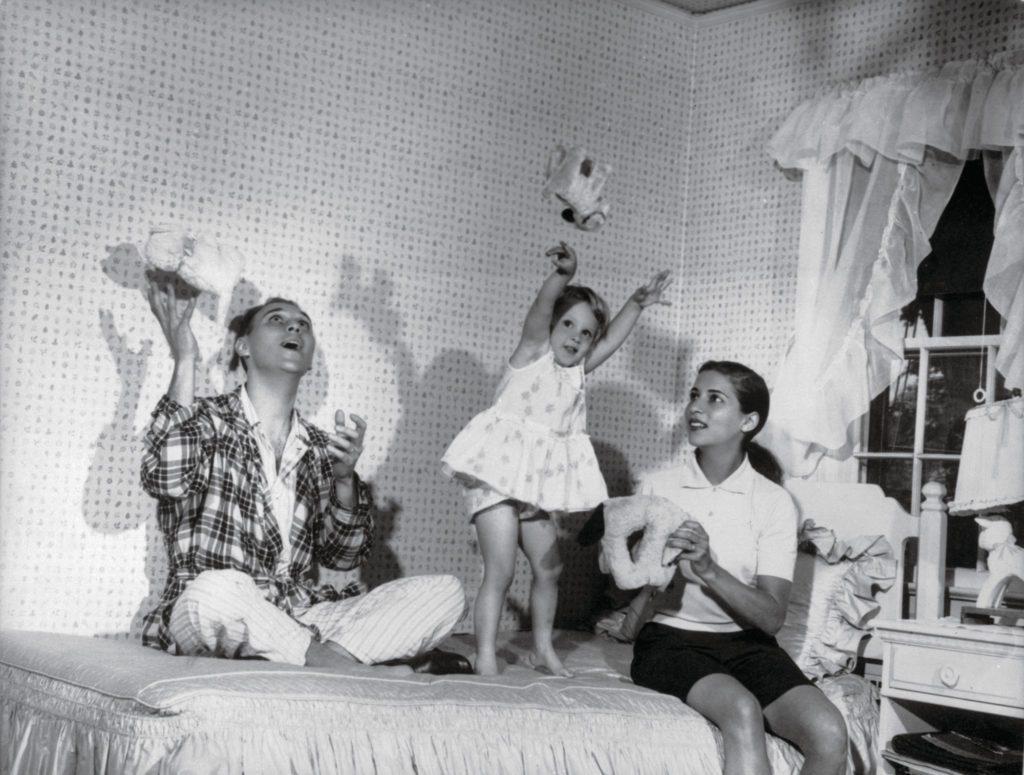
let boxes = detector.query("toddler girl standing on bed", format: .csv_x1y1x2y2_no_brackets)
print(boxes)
442,242,671,676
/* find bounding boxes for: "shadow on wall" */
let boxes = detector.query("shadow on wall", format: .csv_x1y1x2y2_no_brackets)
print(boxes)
326,255,493,603
588,377,686,486
87,242,331,639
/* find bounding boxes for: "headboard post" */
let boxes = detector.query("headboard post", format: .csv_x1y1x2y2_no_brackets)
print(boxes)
915,480,948,620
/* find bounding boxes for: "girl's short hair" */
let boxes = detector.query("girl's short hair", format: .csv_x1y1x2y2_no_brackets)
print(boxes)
228,296,303,372
697,360,783,483
550,285,610,342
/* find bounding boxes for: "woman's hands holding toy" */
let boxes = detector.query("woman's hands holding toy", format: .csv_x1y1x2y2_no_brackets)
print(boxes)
631,270,672,308
545,241,577,277
665,520,712,576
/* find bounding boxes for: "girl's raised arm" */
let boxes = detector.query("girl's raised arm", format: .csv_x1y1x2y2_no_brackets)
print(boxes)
511,242,577,366
585,270,671,372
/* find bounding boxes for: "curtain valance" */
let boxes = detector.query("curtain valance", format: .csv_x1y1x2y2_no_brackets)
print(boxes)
769,54,1023,170
763,53,1023,477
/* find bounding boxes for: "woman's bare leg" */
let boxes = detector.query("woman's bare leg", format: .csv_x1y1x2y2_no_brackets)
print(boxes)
686,674,772,775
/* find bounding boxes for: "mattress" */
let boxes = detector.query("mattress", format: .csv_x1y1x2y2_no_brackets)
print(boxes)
0,628,878,774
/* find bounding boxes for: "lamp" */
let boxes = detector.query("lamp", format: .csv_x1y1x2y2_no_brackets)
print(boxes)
948,396,1024,624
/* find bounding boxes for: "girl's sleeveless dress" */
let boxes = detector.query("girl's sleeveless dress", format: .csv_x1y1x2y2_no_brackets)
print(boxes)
441,350,609,515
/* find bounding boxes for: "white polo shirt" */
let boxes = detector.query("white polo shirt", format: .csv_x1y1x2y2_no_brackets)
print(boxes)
640,454,798,633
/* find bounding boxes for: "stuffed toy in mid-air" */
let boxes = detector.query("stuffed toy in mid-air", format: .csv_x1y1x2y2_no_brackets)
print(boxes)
542,145,611,231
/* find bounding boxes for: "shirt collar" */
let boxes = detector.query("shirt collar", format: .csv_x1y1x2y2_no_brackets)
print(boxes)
680,452,755,494
239,384,307,445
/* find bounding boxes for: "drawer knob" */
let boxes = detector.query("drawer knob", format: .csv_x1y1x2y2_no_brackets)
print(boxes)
939,665,959,687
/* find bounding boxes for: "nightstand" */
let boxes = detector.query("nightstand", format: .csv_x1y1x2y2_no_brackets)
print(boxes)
874,618,1024,775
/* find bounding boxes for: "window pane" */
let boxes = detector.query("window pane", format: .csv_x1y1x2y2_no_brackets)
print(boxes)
864,459,979,570
866,359,918,454
923,352,1010,453
867,351,1011,455
864,459,912,511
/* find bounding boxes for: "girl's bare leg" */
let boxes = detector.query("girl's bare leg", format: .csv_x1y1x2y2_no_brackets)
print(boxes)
519,514,570,677
473,503,520,675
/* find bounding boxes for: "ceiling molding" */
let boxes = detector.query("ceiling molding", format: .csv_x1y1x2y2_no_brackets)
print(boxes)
690,0,819,26
613,0,820,24
611,0,695,24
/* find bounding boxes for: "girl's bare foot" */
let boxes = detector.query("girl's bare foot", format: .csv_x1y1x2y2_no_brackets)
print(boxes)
526,648,572,677
474,651,500,676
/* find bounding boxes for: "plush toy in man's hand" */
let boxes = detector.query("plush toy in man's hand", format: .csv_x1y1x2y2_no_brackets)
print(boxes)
579,495,691,590
542,145,611,231
144,225,244,325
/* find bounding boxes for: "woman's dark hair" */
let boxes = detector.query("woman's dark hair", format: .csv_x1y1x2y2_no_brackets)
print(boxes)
697,360,783,484
549,285,610,342
227,297,302,372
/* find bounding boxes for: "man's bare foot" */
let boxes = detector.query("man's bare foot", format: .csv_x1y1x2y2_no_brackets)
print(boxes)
305,639,413,676
526,648,572,677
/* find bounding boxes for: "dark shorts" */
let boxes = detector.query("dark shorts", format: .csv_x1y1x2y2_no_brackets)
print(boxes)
630,622,812,708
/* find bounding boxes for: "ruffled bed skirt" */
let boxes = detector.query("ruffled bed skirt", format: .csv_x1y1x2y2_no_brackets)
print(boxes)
1,629,877,775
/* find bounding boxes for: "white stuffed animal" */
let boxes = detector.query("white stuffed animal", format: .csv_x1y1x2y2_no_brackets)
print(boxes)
144,225,244,325
975,516,1024,609
596,495,691,590
542,145,611,231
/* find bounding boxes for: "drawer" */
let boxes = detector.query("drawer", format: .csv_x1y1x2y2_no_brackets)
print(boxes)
886,638,1024,709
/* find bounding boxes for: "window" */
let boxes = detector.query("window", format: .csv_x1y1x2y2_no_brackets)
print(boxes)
856,160,1018,570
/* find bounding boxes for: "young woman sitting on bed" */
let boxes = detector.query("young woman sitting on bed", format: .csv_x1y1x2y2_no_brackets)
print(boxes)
630,361,848,775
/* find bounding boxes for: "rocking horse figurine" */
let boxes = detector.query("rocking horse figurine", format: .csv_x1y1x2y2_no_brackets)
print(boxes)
974,516,1024,610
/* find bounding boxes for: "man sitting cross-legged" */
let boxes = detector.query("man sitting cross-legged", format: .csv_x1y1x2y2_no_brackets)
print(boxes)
139,274,470,675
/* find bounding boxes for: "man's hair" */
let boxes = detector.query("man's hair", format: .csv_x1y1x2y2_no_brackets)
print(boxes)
549,285,610,342
228,297,304,372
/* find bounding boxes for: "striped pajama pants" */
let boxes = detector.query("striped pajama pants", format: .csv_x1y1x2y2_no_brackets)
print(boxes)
168,569,466,666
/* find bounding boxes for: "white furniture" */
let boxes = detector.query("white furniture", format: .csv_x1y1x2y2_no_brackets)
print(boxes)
874,618,1024,775
875,480,1024,775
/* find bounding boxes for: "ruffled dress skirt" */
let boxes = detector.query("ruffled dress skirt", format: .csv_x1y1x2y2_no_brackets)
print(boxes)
441,408,608,515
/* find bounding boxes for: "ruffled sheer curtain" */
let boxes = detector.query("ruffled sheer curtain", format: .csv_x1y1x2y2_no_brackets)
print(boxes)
764,54,1024,477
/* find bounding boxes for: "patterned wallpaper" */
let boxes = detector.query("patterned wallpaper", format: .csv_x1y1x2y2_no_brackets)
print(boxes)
0,0,1020,639
0,0,695,637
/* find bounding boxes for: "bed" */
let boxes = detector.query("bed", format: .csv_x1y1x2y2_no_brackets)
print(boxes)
0,481,917,775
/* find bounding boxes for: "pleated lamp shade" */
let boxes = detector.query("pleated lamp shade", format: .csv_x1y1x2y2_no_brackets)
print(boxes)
948,396,1024,515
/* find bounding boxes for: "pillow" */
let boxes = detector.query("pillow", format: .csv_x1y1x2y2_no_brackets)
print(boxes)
776,521,897,680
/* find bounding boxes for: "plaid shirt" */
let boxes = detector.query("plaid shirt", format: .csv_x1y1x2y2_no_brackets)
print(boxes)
140,387,374,652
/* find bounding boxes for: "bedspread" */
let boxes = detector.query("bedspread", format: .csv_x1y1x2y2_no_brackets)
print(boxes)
0,629,878,775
